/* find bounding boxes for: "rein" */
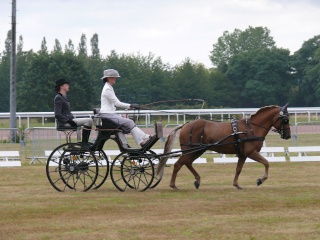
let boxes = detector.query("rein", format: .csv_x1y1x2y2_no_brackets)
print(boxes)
140,98,206,109
131,98,206,125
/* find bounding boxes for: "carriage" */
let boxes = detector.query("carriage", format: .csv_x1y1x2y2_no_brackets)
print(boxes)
46,108,168,192
46,104,291,192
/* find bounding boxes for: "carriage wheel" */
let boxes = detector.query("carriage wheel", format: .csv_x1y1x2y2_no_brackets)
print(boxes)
91,150,109,189
46,143,98,192
147,150,163,189
110,152,154,192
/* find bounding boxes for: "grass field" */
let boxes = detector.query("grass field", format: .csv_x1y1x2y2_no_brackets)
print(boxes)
0,162,319,240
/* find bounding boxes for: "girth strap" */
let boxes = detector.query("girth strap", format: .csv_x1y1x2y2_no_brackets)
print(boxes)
231,117,241,157
188,119,206,145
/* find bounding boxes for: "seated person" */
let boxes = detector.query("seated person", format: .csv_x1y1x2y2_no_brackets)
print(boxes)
54,79,92,146
91,69,150,150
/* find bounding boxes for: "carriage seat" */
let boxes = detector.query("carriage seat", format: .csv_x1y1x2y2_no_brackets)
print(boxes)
56,125,79,131
92,108,163,151
56,121,81,142
92,108,129,150
92,108,122,130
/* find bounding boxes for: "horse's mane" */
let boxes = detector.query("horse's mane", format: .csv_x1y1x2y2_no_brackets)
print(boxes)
250,105,279,118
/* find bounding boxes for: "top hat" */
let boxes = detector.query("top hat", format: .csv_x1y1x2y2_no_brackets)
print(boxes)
55,79,69,87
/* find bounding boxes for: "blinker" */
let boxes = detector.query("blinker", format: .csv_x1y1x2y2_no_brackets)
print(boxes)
281,118,289,124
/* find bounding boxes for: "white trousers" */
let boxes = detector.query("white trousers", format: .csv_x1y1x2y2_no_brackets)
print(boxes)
72,118,93,128
130,127,150,145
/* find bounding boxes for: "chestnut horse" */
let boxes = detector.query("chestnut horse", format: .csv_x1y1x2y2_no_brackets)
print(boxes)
157,104,291,190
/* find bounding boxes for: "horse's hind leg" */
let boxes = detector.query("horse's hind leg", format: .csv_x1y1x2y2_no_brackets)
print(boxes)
170,154,197,190
169,156,184,190
185,151,205,189
185,163,201,189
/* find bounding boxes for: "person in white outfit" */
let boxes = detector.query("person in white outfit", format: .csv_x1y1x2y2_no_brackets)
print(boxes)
94,69,150,148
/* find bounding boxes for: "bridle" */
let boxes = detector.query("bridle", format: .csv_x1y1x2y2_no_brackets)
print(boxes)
249,106,290,139
271,109,290,139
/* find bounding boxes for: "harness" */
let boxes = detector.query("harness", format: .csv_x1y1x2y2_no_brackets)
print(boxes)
231,117,241,156
181,118,265,156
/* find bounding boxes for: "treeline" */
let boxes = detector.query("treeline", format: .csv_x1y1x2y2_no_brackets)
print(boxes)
0,26,319,112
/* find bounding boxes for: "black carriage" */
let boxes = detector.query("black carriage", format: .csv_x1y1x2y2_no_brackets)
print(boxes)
46,108,165,192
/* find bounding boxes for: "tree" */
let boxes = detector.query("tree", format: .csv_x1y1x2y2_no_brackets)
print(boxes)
39,37,48,54
104,51,172,104
17,50,93,111
291,35,320,106
0,56,10,111
227,48,292,107
90,33,100,59
65,39,75,54
210,26,276,70
78,34,87,57
0,30,12,112
52,39,62,53
173,59,209,102
16,35,33,100
206,69,237,108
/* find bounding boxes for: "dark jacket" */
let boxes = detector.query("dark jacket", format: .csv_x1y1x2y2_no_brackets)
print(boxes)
54,93,74,126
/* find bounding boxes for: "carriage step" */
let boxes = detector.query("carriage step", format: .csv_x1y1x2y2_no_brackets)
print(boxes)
140,135,159,150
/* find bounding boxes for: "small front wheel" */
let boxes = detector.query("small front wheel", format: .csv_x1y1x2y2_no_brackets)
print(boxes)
110,152,154,192
147,150,163,189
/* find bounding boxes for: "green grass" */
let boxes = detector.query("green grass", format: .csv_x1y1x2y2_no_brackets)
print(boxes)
0,162,319,240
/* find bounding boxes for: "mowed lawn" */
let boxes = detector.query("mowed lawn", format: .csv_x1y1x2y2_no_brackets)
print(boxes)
0,161,319,240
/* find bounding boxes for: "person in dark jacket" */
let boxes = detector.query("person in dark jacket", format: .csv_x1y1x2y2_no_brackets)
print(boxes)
54,79,92,145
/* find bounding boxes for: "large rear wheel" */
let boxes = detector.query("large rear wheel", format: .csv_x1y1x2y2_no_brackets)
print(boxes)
46,143,98,192
92,150,109,189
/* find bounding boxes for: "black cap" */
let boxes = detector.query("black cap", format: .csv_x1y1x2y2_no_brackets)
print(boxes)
55,79,69,87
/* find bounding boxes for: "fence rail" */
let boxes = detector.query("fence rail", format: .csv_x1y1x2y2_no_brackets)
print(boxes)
1,107,320,127
1,108,320,164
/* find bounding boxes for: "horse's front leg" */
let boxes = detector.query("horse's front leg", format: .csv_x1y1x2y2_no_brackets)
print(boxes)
233,156,247,190
249,151,269,186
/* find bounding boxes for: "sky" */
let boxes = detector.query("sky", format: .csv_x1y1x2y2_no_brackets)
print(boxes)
0,0,320,68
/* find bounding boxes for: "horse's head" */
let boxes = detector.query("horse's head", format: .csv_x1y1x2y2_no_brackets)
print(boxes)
272,103,291,139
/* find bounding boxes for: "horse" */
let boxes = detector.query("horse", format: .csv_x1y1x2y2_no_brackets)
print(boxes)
157,104,291,190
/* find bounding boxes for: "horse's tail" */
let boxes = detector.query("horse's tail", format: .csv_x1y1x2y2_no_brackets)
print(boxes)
156,124,183,176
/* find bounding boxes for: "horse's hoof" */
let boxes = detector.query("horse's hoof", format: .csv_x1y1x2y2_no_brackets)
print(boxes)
233,184,243,190
256,178,263,186
170,185,179,190
194,181,200,189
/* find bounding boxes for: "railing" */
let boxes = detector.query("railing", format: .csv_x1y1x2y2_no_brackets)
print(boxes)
1,107,320,127
2,108,320,164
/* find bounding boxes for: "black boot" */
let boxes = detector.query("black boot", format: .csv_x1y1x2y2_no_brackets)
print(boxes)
90,131,108,151
81,127,91,148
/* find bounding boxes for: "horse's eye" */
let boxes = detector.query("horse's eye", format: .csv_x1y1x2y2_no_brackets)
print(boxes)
282,118,289,124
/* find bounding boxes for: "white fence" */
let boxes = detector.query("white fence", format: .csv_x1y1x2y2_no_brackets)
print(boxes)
1,108,320,164
1,107,320,127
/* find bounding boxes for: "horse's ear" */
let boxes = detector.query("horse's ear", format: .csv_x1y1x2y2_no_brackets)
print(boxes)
282,103,289,111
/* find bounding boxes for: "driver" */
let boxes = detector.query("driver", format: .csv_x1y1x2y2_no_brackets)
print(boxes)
95,69,151,147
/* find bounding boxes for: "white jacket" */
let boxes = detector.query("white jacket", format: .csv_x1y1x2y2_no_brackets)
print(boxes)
100,82,130,113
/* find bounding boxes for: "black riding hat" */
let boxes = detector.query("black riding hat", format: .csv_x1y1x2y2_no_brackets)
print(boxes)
55,79,69,87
